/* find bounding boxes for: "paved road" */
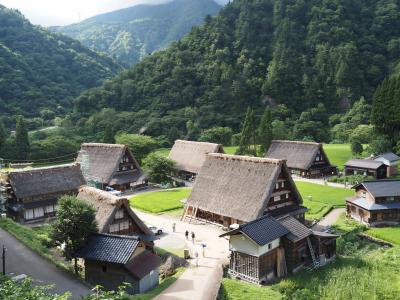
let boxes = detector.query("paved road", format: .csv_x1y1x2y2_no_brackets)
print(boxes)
313,208,346,230
0,228,91,299
136,211,228,300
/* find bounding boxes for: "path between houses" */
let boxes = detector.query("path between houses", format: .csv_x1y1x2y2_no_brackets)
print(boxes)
293,177,350,189
136,211,229,300
313,208,346,230
0,228,91,299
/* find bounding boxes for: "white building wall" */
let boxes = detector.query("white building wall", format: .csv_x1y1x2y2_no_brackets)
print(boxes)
230,235,280,257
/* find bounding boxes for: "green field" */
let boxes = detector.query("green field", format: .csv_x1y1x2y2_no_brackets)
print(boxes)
154,148,170,157
296,182,353,220
219,278,282,300
129,188,191,213
366,227,400,246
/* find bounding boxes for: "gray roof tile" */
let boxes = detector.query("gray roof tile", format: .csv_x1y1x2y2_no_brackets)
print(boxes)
356,180,400,197
277,215,312,242
76,234,139,264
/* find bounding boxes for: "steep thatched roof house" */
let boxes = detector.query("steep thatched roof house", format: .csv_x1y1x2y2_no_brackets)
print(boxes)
77,186,152,238
168,140,225,179
77,143,146,191
2,164,85,223
182,154,307,227
266,140,337,178
76,233,161,294
220,214,337,284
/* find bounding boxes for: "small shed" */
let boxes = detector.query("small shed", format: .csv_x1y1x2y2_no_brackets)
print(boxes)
373,152,400,177
76,234,161,294
168,140,225,180
77,143,146,191
344,159,387,179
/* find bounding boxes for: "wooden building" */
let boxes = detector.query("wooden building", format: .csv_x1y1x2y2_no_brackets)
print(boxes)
346,180,400,226
1,164,85,223
344,159,387,179
168,140,225,180
373,152,400,177
182,154,308,226
220,214,337,284
77,186,153,239
76,234,161,294
77,143,146,191
266,140,337,178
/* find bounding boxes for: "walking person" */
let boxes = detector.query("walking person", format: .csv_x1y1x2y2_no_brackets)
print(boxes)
172,222,176,233
191,232,195,244
185,230,189,240
194,251,199,267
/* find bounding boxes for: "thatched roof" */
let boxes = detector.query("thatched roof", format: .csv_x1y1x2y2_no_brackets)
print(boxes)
185,153,302,223
76,143,143,185
266,140,331,170
7,164,85,199
168,140,225,174
77,186,151,235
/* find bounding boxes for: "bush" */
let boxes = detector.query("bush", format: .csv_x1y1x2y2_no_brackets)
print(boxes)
350,140,363,155
143,153,176,184
116,133,159,163
198,127,233,145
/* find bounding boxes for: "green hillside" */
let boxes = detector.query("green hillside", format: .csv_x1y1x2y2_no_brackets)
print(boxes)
67,0,400,143
51,0,222,66
0,5,121,119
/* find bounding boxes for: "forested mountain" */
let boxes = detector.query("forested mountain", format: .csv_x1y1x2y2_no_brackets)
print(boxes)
0,5,121,119
51,0,222,66
68,0,400,142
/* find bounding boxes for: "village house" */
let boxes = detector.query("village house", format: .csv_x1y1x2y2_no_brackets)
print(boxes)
76,143,146,191
76,233,161,294
373,152,400,177
344,159,387,179
1,164,85,223
168,140,225,180
182,154,308,227
266,140,337,178
77,186,153,240
220,214,338,284
346,180,400,226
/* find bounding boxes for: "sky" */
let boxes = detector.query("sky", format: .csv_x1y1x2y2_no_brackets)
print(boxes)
0,0,229,27
0,0,173,26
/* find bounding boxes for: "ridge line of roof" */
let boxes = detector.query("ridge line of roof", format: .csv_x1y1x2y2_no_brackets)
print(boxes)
272,140,321,146
174,139,222,147
208,153,285,165
7,163,80,174
81,143,126,148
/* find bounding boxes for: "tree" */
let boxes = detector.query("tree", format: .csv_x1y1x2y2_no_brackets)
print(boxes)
143,153,176,184
367,135,392,155
103,124,115,144
15,116,30,160
237,107,257,155
199,127,233,145
115,133,159,163
0,121,7,150
51,196,97,274
257,107,273,154
351,141,363,156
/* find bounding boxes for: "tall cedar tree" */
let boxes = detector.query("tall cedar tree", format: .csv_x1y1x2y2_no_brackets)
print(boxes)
258,107,273,154
372,76,400,146
238,107,257,155
51,195,97,274
15,116,30,160
0,121,6,149
103,124,115,144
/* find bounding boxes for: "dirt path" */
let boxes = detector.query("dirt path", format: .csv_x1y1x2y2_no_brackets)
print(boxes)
313,208,345,230
293,177,350,189
135,211,228,300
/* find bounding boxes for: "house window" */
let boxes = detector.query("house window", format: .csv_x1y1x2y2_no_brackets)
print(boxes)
285,193,289,199
281,182,285,188
361,191,367,198
46,205,55,213
275,183,279,190
102,265,107,272
120,221,129,230
24,209,34,220
33,207,44,218
387,196,395,202
268,243,272,250
109,223,119,233
274,196,281,202
115,209,124,219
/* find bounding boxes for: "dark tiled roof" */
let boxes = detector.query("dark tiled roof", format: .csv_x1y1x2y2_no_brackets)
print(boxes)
344,159,384,170
277,215,312,242
76,234,139,264
221,215,290,246
355,180,400,197
124,251,162,279
374,152,400,163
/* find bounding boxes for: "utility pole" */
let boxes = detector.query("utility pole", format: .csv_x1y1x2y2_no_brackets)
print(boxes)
2,245,6,276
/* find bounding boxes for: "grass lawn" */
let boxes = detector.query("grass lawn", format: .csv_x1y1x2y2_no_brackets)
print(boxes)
323,144,352,170
366,227,400,246
296,182,353,220
219,278,282,300
224,146,238,155
332,213,366,233
154,148,170,157
130,188,191,213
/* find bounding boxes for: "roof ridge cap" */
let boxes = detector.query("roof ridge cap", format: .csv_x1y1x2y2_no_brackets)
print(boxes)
272,140,320,146
208,153,285,165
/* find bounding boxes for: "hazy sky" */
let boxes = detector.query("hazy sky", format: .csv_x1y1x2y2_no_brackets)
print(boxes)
0,0,173,26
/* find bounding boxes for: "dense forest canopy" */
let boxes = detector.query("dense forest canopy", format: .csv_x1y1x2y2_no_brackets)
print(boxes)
51,0,222,66
68,0,400,143
0,5,121,120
